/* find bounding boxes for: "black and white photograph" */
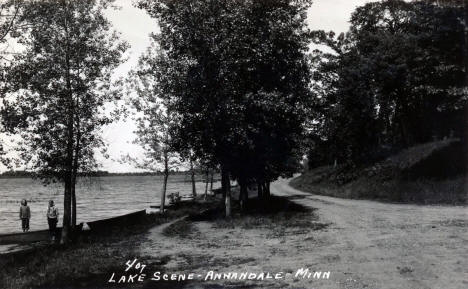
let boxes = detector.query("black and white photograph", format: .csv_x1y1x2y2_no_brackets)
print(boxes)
0,0,467,288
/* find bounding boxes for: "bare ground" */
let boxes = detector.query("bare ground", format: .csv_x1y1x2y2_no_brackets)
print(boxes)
271,178,468,289
136,178,468,289
10,179,463,289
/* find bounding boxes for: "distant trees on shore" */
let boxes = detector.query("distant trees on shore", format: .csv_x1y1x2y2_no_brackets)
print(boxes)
0,169,220,178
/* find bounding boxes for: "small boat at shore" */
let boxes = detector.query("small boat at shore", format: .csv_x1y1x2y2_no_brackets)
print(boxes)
0,229,54,245
0,209,147,245
85,209,146,231
0,194,207,250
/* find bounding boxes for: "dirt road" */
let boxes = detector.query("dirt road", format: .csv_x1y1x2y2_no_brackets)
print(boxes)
271,178,468,289
136,178,467,289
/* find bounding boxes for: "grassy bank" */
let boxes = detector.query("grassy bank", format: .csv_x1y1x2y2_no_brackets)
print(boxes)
292,139,467,204
291,171,466,204
0,198,218,289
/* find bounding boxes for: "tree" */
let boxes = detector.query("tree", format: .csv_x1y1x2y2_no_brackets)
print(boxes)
200,162,217,200
137,0,312,216
1,0,21,160
1,0,127,243
1,0,46,86
189,153,197,198
127,44,181,214
309,0,466,167
0,0,26,55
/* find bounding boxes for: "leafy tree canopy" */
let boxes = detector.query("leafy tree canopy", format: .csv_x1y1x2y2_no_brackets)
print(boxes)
309,0,466,167
137,0,313,185
1,0,128,183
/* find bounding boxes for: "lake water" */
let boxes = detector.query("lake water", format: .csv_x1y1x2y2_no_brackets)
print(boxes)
0,175,219,234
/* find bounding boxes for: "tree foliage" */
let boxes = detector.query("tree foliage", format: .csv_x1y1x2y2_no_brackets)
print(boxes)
0,0,127,242
126,42,182,213
309,0,466,167
137,0,312,214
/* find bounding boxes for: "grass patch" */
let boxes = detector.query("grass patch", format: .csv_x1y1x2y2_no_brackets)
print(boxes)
0,241,134,289
174,253,256,271
194,196,328,236
162,219,198,238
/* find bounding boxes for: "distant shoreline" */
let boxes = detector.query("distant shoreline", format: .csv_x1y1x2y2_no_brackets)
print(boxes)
0,171,220,179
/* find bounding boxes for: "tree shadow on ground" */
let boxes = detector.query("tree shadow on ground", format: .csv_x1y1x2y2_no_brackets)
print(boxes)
187,195,328,233
190,195,312,222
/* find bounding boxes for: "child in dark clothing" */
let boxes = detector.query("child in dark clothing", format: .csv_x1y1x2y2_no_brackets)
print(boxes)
19,199,31,232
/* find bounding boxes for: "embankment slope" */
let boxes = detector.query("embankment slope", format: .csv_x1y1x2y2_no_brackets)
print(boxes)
291,139,467,204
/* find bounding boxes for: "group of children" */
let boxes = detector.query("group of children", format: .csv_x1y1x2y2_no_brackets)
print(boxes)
19,199,59,240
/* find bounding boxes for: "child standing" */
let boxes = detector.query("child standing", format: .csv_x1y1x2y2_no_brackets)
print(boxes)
47,200,59,241
19,199,31,232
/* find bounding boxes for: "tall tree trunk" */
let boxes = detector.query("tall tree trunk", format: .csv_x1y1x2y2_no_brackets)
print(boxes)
61,150,73,244
61,176,72,244
159,171,169,214
70,127,80,229
221,168,227,201
209,171,214,192
464,1,468,111
204,170,209,199
71,186,76,228
257,180,264,199
464,0,468,169
161,173,168,214
222,167,231,217
70,60,83,231
160,154,169,214
398,110,410,147
61,5,72,245
190,159,197,197
239,179,248,212
225,180,231,218
262,181,270,199
465,0,468,84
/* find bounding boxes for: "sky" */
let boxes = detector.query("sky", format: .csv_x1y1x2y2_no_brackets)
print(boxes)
0,0,373,173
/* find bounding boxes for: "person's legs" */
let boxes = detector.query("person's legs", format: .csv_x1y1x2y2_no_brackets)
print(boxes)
50,218,57,240
25,218,29,232
48,218,54,238
21,218,27,232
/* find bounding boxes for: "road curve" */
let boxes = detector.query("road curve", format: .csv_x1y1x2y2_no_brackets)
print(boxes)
271,178,468,289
